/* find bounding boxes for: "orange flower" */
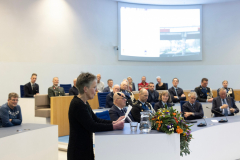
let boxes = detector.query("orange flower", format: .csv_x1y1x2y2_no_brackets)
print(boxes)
172,113,176,116
176,126,183,134
160,121,163,123
174,117,178,124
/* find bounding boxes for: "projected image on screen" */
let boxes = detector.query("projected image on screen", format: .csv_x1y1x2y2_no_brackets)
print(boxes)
118,3,202,61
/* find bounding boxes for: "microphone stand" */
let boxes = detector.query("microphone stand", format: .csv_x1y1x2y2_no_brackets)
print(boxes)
197,117,207,127
206,107,228,123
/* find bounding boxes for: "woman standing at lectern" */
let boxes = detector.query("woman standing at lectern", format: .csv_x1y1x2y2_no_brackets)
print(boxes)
67,72,124,160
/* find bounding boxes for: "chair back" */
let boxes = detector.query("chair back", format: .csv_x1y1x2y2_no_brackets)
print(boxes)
95,110,111,120
60,84,72,93
98,92,110,108
180,101,187,115
165,83,168,90
20,85,24,98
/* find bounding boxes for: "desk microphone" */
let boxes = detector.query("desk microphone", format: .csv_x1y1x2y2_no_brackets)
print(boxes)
206,107,228,123
197,116,207,127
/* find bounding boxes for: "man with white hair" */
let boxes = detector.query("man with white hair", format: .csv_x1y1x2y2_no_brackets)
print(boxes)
69,78,79,95
212,88,239,117
120,81,135,106
182,92,204,120
96,74,104,92
109,92,134,123
48,77,65,98
131,88,155,123
105,84,120,108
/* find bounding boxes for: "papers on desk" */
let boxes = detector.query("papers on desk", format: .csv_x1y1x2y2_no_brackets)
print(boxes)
122,105,132,121
211,120,218,123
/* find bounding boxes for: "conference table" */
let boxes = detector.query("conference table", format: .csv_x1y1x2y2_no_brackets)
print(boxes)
0,123,58,160
95,116,240,160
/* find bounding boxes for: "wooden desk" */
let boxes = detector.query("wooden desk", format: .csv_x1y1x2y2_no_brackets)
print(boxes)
50,94,99,137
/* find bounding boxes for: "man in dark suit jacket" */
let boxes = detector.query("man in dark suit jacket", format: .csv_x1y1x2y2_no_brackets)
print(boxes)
109,92,134,123
103,79,113,92
195,78,213,102
105,84,120,108
168,78,186,103
182,92,204,120
69,78,79,95
147,82,159,103
24,73,39,97
212,88,239,117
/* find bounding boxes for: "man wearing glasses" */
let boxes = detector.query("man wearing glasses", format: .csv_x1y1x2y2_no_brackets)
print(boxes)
0,93,22,127
109,92,134,123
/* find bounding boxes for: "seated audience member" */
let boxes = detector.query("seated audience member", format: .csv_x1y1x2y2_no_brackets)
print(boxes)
96,74,104,92
120,81,135,106
131,89,155,123
154,91,172,112
182,92,204,120
168,78,186,103
147,82,159,104
103,79,113,92
24,73,39,97
195,78,213,102
212,88,239,117
105,84,120,108
155,76,167,90
138,76,149,91
69,78,79,95
217,80,235,100
48,77,65,98
0,93,22,127
109,92,134,123
127,76,136,91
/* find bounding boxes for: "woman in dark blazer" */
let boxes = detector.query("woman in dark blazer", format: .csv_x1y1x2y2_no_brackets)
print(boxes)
127,76,136,91
217,80,235,100
155,76,167,90
154,90,172,112
68,72,124,160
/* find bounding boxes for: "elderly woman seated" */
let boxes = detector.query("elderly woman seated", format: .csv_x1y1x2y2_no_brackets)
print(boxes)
217,80,235,100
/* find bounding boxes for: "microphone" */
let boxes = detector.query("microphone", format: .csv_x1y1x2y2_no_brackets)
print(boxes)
206,107,228,123
197,116,207,127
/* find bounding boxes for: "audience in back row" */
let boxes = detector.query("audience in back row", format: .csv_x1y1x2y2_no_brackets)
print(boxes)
147,82,159,104
120,81,135,106
155,76,168,90
195,78,213,102
96,74,104,92
138,76,148,91
0,93,22,127
48,77,65,98
182,92,204,120
217,80,235,99
24,73,39,97
103,79,113,92
105,85,120,108
109,92,134,123
69,78,79,95
168,78,186,103
127,76,136,91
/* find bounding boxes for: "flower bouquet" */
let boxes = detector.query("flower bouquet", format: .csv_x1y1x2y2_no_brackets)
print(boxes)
150,105,193,156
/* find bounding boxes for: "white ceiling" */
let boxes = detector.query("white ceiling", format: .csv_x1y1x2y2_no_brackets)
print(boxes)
110,0,240,5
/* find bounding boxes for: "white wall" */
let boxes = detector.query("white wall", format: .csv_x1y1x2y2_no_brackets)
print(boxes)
0,0,240,104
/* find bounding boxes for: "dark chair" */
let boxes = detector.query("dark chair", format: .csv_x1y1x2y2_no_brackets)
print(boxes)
165,83,168,90
180,101,187,116
60,84,72,93
95,110,111,120
20,85,25,98
97,92,110,108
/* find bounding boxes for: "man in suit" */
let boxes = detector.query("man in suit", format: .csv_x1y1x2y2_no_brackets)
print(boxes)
138,76,149,91
182,92,204,120
96,74,104,92
131,89,155,123
105,84,120,108
69,78,78,95
109,92,134,123
168,78,186,103
24,73,39,97
120,81,135,106
103,79,113,92
48,77,65,98
195,78,213,102
212,88,239,117
147,82,159,104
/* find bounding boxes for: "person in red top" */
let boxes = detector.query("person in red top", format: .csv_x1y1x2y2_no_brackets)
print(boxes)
138,76,149,91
